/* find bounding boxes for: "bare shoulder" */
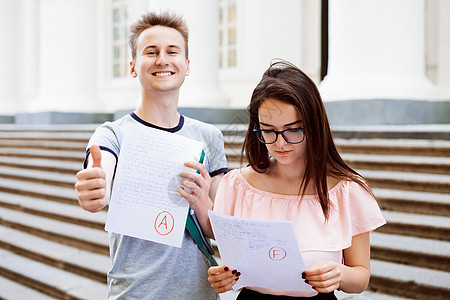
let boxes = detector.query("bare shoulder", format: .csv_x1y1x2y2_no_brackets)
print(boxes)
327,175,342,190
238,166,261,186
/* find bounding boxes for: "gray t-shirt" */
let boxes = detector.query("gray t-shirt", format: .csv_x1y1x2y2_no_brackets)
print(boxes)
86,113,227,299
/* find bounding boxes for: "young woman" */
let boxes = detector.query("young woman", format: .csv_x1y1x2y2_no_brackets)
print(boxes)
180,60,385,299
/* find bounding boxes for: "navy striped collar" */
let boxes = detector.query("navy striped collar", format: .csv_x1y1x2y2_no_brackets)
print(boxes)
130,112,184,133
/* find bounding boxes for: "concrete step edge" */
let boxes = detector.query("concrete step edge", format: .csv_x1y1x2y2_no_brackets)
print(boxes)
0,156,81,172
0,276,56,300
370,259,450,292
0,207,108,253
382,210,450,228
0,139,87,148
371,232,450,257
370,232,450,272
0,151,84,163
0,225,110,283
361,170,450,193
360,169,450,182
342,153,450,163
0,177,77,202
0,248,108,300
0,191,106,228
380,210,450,242
0,166,76,186
374,188,450,204
0,124,99,131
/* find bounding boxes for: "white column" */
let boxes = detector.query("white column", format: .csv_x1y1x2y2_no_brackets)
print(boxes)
28,0,103,112
148,0,228,107
219,0,304,108
0,0,20,114
18,0,39,109
437,0,450,99
319,0,436,101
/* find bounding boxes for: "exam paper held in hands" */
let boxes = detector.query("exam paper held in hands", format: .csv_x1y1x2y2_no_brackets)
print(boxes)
106,121,204,248
208,210,313,292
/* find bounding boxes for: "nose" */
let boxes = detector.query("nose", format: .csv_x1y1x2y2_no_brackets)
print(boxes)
275,133,287,148
156,53,168,65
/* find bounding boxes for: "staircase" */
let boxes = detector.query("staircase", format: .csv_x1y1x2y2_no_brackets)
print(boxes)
0,125,109,300
0,123,449,300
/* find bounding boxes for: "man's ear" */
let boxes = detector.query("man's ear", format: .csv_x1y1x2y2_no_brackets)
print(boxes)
185,59,190,76
130,61,137,77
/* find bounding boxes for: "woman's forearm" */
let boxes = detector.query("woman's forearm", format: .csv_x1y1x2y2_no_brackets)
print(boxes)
338,264,370,293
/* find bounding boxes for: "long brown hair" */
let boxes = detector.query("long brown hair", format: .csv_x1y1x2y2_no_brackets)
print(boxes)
242,60,373,219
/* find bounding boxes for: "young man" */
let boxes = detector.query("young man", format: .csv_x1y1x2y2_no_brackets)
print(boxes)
75,11,227,299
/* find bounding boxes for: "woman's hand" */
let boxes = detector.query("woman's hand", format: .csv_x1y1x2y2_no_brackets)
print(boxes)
208,266,240,293
302,261,342,293
179,161,215,237
179,161,213,213
303,233,371,293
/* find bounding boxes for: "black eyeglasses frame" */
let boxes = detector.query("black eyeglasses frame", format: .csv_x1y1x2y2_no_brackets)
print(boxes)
253,127,305,144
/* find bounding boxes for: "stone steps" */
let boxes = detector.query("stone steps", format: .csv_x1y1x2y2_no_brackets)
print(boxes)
222,135,450,157
0,124,449,299
370,259,449,299
360,169,450,194
378,210,450,242
226,148,450,174
335,138,450,157
0,166,76,188
0,207,109,255
343,153,450,175
0,139,86,151
0,248,107,300
0,191,106,229
0,276,57,300
5,144,445,197
374,188,450,217
0,147,84,162
370,232,450,272
0,156,80,174
0,226,110,283
0,177,79,205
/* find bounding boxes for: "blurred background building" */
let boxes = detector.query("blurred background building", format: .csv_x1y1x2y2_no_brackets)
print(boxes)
1,0,449,125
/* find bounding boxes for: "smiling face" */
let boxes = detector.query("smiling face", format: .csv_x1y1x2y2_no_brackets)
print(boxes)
258,98,307,166
130,25,190,95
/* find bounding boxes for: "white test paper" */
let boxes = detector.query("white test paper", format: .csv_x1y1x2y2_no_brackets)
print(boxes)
209,210,313,292
105,121,204,248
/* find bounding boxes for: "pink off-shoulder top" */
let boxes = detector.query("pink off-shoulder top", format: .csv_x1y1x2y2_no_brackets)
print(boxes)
213,169,386,297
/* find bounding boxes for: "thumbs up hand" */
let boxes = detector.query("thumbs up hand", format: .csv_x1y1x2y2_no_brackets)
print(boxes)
75,145,108,212
90,144,102,168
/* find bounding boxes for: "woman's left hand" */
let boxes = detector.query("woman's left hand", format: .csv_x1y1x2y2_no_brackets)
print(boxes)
178,161,213,213
302,261,342,293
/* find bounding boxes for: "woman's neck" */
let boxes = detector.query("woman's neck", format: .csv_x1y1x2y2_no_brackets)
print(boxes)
242,159,309,195
269,158,306,183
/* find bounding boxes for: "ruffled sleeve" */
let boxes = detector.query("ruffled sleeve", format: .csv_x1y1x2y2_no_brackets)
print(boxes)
297,180,386,251
341,180,387,236
213,169,240,215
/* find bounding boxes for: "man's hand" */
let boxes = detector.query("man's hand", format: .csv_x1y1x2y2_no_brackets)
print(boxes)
75,145,108,212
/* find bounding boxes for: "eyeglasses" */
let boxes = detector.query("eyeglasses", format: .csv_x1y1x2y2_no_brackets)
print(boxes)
253,127,305,144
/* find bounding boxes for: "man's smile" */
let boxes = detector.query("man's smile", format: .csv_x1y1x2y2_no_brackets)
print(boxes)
152,71,175,77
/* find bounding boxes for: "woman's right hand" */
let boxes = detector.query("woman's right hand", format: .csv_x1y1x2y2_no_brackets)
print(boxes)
207,266,240,293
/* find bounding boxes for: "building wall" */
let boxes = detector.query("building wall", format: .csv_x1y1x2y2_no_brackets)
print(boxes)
0,0,449,124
